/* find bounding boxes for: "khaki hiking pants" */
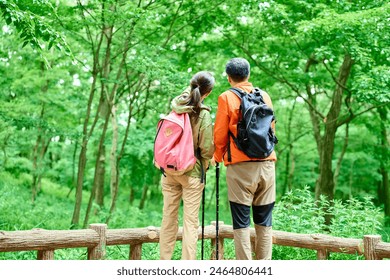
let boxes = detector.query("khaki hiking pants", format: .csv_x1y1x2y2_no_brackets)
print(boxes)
227,161,276,260
159,174,204,260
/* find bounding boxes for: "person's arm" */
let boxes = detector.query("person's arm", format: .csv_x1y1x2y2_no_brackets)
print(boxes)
213,94,230,163
198,110,214,161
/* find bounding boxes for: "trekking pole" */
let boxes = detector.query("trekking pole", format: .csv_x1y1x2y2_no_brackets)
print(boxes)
215,162,220,260
201,176,206,260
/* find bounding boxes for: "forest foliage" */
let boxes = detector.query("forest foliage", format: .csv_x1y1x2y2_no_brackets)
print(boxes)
0,0,389,259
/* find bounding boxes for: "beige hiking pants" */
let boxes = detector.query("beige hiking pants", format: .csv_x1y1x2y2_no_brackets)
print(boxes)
159,174,204,260
227,161,276,260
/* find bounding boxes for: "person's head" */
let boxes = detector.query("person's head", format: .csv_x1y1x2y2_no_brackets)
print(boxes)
190,70,215,100
181,71,215,116
225,57,250,84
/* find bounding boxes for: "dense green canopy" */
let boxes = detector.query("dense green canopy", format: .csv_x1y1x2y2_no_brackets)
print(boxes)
0,0,389,232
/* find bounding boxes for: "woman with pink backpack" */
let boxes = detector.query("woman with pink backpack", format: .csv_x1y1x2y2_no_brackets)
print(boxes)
158,71,215,260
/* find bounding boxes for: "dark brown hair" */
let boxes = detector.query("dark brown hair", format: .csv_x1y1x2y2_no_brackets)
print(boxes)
179,71,215,117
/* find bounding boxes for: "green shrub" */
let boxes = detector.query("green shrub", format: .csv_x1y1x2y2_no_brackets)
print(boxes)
272,187,383,260
4,157,32,177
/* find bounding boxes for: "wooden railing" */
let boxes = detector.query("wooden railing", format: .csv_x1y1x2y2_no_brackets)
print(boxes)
1,222,389,260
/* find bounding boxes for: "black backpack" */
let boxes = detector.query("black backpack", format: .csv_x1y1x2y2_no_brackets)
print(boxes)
228,87,278,161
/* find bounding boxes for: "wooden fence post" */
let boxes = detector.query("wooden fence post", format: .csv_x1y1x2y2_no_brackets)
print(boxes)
37,250,55,260
88,223,107,260
363,235,382,260
130,243,143,260
210,221,224,260
317,249,329,260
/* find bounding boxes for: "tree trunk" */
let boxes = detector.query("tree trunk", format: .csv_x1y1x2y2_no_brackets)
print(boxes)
71,0,108,228
83,104,110,227
31,105,46,203
31,134,42,203
139,184,149,210
92,13,115,212
106,56,144,222
383,169,389,226
36,138,51,194
282,100,297,195
67,140,79,198
333,123,349,187
287,151,295,192
105,105,118,224
31,136,50,199
349,160,354,199
378,108,389,225
315,54,354,202
75,1,116,228
72,142,86,227
129,186,135,205
84,17,115,226
94,144,106,209
94,143,106,209
1,131,11,169
71,75,100,227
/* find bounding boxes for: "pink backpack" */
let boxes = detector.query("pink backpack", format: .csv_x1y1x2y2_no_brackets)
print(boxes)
154,111,196,176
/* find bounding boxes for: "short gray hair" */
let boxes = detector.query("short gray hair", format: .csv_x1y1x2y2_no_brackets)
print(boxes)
225,58,250,82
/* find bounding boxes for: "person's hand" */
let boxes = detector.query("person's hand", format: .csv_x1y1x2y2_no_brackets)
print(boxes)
210,156,217,167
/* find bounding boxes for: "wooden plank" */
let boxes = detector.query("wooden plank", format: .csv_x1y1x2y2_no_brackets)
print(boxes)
376,241,390,259
0,229,99,252
106,225,230,245
272,230,363,255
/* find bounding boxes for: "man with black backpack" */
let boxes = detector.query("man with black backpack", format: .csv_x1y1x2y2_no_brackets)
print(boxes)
212,57,278,260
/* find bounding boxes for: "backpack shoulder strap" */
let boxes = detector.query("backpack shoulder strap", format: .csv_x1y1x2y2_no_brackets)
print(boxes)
226,88,245,163
229,87,246,99
252,87,264,95
251,87,266,103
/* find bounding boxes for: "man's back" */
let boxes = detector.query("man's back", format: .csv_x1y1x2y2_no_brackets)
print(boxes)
213,81,277,165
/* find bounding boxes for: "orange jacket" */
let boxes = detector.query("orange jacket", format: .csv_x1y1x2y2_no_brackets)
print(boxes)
213,81,277,165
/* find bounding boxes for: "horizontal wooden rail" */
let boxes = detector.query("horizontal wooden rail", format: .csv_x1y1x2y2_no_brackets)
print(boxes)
1,222,389,260
376,241,390,259
0,228,100,252
272,230,363,255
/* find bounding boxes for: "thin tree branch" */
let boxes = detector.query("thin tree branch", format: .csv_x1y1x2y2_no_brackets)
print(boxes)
162,0,184,48
225,32,326,120
163,0,226,46
322,59,353,95
278,130,312,155
337,102,390,127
